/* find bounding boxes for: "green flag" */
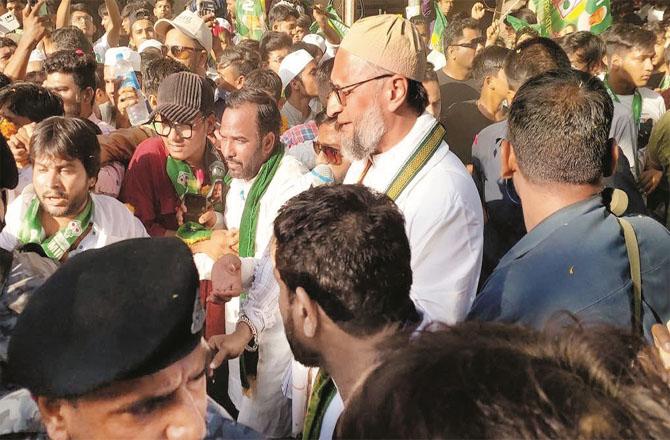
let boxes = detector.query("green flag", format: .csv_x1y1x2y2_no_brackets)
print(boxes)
533,0,612,36
430,1,447,53
309,1,348,38
235,0,267,41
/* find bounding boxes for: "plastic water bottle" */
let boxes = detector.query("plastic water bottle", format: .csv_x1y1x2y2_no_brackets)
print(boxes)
113,53,150,126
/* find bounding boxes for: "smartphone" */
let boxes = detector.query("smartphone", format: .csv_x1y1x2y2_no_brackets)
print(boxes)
184,193,208,224
198,0,216,17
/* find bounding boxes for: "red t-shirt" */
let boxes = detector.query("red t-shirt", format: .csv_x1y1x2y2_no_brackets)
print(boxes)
120,136,180,236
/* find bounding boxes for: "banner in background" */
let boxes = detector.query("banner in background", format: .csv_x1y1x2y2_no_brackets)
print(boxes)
532,0,612,36
309,2,349,38
235,0,267,40
430,1,448,52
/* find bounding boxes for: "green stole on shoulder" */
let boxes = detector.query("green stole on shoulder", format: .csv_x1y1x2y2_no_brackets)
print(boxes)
236,146,285,392
302,370,337,440
18,196,93,261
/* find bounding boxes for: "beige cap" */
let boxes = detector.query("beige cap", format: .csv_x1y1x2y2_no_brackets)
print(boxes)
155,10,213,53
340,14,427,82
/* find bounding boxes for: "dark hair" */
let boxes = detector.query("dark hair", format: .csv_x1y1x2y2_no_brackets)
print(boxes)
508,69,613,185
243,69,282,102
98,3,108,19
236,38,261,58
558,31,607,73
129,9,156,31
218,47,257,78
423,63,437,82
225,88,281,147
140,50,163,69
291,41,321,59
50,27,95,55
337,321,670,439
141,57,189,96
24,71,45,85
509,7,537,24
268,3,299,26
504,37,571,90
471,45,510,89
296,13,312,29
30,116,101,178
316,57,334,100
0,83,64,123
259,31,292,62
514,26,540,47
406,80,429,116
274,184,418,336
70,3,94,18
0,37,16,49
644,21,665,38
0,73,11,89
44,50,97,92
443,17,480,48
603,23,657,56
409,14,429,28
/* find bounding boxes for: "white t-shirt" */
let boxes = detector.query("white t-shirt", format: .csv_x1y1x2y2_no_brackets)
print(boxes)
616,87,666,124
93,32,110,64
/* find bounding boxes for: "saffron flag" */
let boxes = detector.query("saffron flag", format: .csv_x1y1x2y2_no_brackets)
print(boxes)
532,0,612,36
235,0,267,41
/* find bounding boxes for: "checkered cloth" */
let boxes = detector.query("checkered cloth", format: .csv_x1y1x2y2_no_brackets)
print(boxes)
280,120,318,149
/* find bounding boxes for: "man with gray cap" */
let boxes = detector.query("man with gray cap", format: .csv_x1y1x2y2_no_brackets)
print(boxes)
3,238,258,439
155,10,212,77
327,14,483,325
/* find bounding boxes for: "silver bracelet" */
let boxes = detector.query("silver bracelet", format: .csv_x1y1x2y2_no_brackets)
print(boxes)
239,315,259,352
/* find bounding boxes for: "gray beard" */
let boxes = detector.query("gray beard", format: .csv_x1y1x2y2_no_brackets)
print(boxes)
341,104,387,161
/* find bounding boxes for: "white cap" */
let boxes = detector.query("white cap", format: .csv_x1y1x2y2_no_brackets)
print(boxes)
104,47,142,71
278,49,314,90
155,10,213,53
138,39,164,54
302,34,326,53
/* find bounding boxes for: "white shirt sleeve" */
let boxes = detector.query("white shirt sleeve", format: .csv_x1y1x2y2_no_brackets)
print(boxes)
240,249,280,337
0,194,26,252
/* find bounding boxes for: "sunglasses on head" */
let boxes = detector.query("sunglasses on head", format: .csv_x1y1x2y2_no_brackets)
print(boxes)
313,140,342,165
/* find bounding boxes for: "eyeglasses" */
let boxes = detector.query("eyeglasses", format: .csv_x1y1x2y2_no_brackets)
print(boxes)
450,36,486,50
167,45,198,61
153,116,203,139
72,15,93,24
313,140,342,165
329,74,393,106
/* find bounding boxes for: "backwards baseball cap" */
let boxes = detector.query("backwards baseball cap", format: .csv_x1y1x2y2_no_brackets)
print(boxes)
155,10,213,53
153,71,215,123
104,47,141,71
7,238,203,398
340,14,427,82
278,49,314,90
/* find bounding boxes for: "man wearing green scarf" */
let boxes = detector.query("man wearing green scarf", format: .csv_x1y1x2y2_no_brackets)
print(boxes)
205,88,310,437
0,117,148,260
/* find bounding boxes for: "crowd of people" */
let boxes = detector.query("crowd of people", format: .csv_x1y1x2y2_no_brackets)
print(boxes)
0,0,668,438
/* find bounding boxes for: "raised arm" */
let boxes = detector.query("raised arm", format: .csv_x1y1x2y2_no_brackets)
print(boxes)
104,0,122,48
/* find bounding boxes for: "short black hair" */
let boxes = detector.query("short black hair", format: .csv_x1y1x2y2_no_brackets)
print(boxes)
142,57,189,96
268,3,299,26
225,88,281,147
259,31,292,62
508,69,613,185
218,47,257,78
44,50,97,92
472,45,511,89
0,37,16,49
296,13,312,29
274,184,418,337
236,38,261,58
30,116,101,178
50,27,95,55
508,7,537,24
71,2,94,18
603,23,657,56
0,83,64,123
409,14,429,28
406,80,429,116
0,73,11,89
504,37,571,90
443,17,480,48
316,57,334,100
243,69,282,102
337,321,670,438
558,31,607,73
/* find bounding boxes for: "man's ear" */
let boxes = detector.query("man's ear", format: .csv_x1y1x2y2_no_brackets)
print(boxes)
272,23,279,32
609,53,622,70
83,86,95,106
199,51,208,71
446,45,456,60
604,138,619,178
295,287,319,338
148,94,158,109
387,76,408,113
36,397,70,440
500,139,518,179
235,75,245,90
205,113,217,135
261,131,276,156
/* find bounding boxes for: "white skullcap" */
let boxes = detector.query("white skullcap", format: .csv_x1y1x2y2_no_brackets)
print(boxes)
278,49,314,90
138,39,164,54
302,34,326,53
104,47,142,71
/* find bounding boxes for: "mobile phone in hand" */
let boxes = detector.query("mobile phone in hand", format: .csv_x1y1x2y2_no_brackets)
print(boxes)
184,193,208,224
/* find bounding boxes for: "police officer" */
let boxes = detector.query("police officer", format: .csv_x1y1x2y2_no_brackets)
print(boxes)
468,69,670,339
3,238,259,439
